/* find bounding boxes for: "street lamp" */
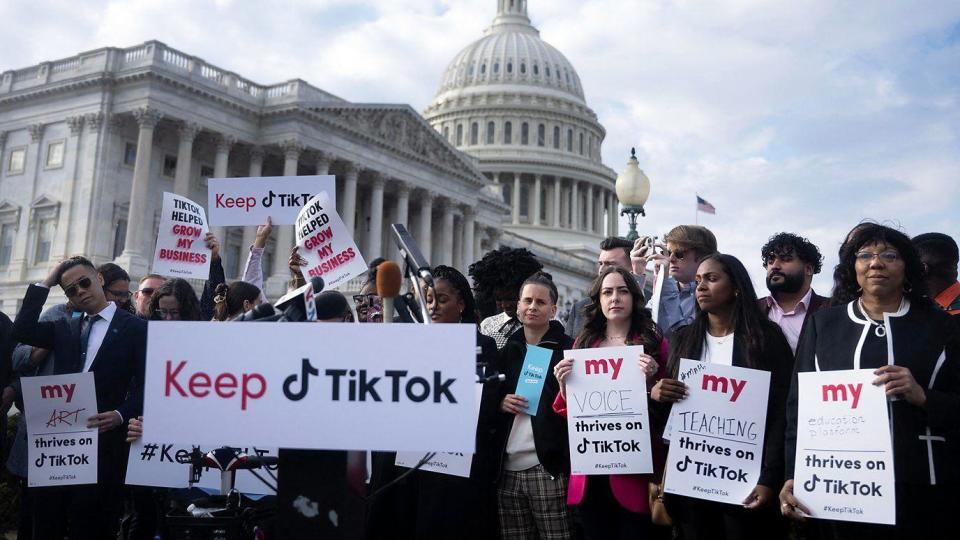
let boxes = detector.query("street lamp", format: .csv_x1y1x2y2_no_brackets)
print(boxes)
615,147,651,241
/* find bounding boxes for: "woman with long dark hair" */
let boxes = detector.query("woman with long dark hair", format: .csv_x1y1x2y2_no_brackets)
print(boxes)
212,281,262,321
780,224,960,539
553,266,668,539
147,278,203,321
651,253,793,540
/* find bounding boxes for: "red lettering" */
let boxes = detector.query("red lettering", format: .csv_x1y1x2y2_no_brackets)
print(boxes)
214,194,257,212
189,372,211,397
242,373,267,411
165,360,187,397
172,224,202,237
215,373,237,398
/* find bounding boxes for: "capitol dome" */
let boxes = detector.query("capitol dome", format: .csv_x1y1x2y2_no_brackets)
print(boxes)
424,0,619,253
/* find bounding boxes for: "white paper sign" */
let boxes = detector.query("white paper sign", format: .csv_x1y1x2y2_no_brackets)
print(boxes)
126,440,277,495
22,373,99,487
207,175,336,226
295,191,367,290
395,384,483,478
649,265,665,325
144,322,476,453
152,192,211,279
794,369,895,524
663,360,771,505
564,346,653,475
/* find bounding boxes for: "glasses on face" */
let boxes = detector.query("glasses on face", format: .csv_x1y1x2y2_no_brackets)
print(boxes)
855,251,900,264
105,288,132,300
138,287,156,297
63,277,93,298
352,293,379,307
154,309,181,320
666,249,688,261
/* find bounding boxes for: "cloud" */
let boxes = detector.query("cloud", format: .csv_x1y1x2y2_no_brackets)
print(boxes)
1,0,958,295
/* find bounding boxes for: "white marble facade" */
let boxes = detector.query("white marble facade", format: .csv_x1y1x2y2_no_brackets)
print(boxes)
0,2,615,316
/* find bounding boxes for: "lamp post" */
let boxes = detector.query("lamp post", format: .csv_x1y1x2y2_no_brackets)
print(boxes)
615,147,651,241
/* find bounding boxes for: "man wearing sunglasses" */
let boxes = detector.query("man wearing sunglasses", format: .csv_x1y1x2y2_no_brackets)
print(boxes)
631,225,718,339
11,255,147,539
133,273,165,319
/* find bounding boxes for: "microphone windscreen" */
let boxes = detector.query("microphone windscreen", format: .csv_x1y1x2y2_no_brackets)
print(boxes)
375,261,402,299
309,276,325,294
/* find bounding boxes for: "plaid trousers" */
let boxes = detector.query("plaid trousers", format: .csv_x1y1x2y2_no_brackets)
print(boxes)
498,465,573,540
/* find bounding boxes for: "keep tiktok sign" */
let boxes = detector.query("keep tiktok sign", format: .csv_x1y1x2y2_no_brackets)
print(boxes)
143,322,477,453
664,360,770,505
793,369,895,525
564,346,653,475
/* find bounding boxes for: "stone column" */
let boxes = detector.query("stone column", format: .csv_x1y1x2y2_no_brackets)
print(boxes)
8,124,46,279
511,173,520,225
585,183,594,234
265,140,302,296
474,225,484,262
173,122,200,196
315,151,333,175
595,188,604,233
51,116,85,261
610,190,619,236
341,163,359,237
417,191,433,263
210,134,235,249
452,212,463,270
366,173,385,259
240,146,265,257
570,178,580,231
490,227,501,250
532,174,542,226
392,183,410,262
552,176,561,227
115,107,163,277
462,207,475,271
441,199,455,266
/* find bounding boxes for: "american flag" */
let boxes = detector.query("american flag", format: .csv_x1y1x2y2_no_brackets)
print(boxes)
696,195,716,215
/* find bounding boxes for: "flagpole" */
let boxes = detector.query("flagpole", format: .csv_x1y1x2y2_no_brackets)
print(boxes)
694,195,699,225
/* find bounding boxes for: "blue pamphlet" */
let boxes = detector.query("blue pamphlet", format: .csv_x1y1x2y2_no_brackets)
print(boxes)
515,345,553,416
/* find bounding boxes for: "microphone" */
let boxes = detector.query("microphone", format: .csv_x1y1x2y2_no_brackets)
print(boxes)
232,302,281,322
375,261,402,324
275,277,325,322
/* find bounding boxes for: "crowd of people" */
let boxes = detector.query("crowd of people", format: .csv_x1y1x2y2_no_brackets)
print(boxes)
0,218,958,540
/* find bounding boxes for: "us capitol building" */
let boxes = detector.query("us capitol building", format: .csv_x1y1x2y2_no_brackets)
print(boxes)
0,0,618,315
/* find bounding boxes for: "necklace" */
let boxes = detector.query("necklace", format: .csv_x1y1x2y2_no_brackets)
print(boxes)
605,334,628,342
710,333,733,345
858,297,904,338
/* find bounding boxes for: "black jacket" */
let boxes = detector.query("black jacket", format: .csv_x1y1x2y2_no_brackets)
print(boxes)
12,284,147,423
493,320,574,477
664,320,794,489
785,300,960,485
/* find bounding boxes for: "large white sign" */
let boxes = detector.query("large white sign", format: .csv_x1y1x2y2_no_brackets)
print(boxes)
152,192,211,279
22,373,99,487
794,369,895,525
126,440,278,495
395,384,484,478
564,346,653,475
663,360,771,505
207,175,336,226
295,191,367,290
144,322,477,453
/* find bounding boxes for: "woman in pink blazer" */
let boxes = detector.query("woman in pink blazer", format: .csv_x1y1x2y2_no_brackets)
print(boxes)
553,267,669,539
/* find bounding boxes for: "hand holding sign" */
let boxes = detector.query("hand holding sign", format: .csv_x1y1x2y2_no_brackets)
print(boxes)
872,365,925,405
501,394,529,415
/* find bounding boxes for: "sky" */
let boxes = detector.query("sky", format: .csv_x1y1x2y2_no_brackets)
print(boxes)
2,0,958,293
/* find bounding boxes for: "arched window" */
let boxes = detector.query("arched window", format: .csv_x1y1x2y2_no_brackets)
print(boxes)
443,126,450,142
579,132,584,154
494,62,500,74
504,121,513,144
470,122,479,145
521,122,529,145
456,124,463,146
507,62,513,74
546,66,551,77
567,128,573,152
556,65,561,79
520,63,526,74
468,63,474,76
481,63,486,74
537,124,545,147
533,63,539,76
553,126,560,149
486,121,495,144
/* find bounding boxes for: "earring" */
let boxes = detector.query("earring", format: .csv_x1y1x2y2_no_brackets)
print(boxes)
903,281,913,293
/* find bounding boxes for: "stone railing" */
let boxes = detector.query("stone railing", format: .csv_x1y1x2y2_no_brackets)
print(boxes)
0,40,345,107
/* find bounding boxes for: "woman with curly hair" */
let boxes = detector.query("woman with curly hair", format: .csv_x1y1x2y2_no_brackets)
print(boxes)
211,281,263,321
553,266,668,539
469,247,543,349
147,278,203,321
781,224,960,539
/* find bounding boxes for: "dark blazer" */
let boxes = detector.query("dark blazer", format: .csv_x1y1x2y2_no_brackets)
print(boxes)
12,284,147,422
665,320,795,489
493,320,574,477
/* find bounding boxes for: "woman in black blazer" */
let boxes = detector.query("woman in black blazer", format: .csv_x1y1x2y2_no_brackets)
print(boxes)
651,253,793,540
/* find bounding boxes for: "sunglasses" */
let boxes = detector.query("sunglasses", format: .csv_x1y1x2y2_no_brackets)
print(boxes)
666,249,688,261
138,287,156,296
352,293,380,307
105,288,132,300
63,277,93,298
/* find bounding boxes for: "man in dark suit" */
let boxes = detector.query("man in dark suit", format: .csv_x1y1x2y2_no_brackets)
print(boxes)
12,255,147,539
757,232,828,354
